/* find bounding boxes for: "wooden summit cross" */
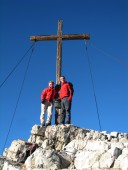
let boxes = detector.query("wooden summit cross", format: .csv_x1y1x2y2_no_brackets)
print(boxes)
30,20,90,84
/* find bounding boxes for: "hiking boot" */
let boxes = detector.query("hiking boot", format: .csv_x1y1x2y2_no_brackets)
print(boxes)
45,122,51,126
65,121,70,124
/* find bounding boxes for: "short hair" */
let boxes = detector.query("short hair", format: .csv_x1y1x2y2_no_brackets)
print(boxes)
49,80,54,84
60,76,65,79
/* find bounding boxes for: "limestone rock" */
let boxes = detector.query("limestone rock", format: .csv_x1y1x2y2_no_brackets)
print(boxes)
1,124,128,170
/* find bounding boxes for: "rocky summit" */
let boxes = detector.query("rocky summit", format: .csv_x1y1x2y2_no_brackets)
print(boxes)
0,124,128,170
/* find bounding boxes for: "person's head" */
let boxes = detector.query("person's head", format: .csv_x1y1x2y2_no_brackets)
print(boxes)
60,76,66,83
48,81,54,88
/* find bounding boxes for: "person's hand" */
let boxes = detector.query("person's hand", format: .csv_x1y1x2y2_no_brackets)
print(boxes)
68,96,72,102
41,100,45,104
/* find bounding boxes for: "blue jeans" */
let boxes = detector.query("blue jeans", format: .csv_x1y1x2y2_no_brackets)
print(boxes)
60,97,71,124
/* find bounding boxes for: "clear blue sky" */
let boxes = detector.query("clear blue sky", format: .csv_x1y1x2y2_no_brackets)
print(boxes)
0,0,128,154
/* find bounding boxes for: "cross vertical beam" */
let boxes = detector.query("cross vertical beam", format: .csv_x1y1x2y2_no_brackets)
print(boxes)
30,20,90,84
56,20,62,84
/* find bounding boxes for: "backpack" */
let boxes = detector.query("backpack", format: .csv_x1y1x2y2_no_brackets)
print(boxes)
68,82,74,96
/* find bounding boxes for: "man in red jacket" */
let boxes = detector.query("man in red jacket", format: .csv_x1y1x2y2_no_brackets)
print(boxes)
40,81,56,126
59,76,73,124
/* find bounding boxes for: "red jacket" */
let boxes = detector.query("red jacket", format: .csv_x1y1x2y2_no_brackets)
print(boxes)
41,87,56,102
60,82,72,100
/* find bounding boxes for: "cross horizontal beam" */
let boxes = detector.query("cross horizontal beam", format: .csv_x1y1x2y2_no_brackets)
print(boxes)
30,20,90,84
30,34,90,41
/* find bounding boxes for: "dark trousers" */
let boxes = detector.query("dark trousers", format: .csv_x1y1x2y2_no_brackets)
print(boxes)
60,97,71,124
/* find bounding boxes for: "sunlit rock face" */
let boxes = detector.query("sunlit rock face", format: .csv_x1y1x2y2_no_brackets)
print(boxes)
1,124,128,170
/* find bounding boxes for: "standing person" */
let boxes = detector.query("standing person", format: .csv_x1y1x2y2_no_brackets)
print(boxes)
59,76,73,124
40,81,56,126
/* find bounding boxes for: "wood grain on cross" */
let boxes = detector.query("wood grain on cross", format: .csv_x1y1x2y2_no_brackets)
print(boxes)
30,20,90,84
